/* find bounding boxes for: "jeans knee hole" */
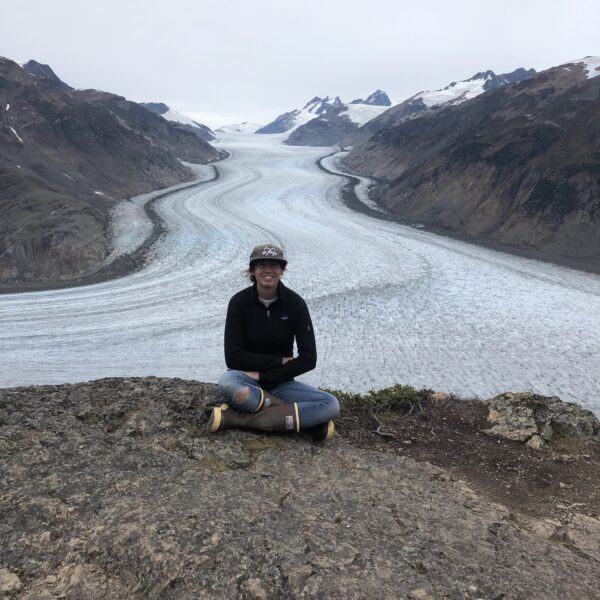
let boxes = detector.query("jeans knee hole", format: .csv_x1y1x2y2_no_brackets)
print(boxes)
233,386,250,404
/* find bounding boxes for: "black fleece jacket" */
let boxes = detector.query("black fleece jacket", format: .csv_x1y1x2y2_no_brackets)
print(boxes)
224,282,317,389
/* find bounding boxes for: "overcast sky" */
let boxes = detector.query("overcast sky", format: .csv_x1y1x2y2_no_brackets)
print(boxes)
1,0,599,128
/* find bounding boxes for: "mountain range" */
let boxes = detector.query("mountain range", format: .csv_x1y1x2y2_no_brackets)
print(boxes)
0,58,220,285
256,91,392,145
2,53,599,286
343,57,600,266
257,70,536,147
346,68,536,146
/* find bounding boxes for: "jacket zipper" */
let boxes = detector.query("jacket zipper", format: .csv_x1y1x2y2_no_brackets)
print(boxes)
267,309,270,317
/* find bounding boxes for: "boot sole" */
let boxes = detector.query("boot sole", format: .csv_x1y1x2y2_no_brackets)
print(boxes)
208,404,229,432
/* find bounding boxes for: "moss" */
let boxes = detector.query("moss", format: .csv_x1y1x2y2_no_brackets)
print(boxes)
504,512,532,533
76,412,100,425
325,384,430,416
198,452,230,472
242,437,284,452
549,434,588,455
160,436,179,451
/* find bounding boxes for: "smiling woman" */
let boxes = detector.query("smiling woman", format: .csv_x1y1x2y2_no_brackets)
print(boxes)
209,243,339,442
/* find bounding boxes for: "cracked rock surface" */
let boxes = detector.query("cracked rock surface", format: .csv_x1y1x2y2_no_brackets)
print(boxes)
1,377,599,599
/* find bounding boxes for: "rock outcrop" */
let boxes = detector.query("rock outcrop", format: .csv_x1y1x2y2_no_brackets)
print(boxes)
1,377,599,599
485,392,600,449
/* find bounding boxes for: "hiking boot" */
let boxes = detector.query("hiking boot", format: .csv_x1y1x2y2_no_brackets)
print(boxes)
304,420,335,442
257,389,286,410
209,403,299,433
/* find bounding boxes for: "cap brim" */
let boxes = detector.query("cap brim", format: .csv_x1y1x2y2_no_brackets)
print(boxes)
249,258,287,268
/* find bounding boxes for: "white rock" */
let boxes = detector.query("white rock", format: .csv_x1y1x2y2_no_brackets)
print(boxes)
0,568,21,593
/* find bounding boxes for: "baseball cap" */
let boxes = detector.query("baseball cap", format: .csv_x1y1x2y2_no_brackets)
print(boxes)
249,244,287,268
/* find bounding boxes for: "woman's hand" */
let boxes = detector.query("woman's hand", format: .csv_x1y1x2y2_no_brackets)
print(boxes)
282,357,293,365
242,371,259,380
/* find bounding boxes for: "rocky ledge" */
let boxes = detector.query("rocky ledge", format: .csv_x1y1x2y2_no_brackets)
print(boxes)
1,378,599,599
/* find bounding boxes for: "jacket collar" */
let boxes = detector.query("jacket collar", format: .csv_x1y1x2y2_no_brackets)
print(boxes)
252,281,286,302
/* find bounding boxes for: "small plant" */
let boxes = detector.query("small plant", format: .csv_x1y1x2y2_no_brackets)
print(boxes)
324,384,430,417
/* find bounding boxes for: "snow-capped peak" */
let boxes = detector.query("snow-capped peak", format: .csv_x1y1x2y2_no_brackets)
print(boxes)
142,102,203,128
414,73,492,108
162,108,204,128
301,96,344,114
364,90,392,106
411,68,535,108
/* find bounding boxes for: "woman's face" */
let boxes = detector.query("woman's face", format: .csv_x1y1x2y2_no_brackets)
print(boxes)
253,260,283,293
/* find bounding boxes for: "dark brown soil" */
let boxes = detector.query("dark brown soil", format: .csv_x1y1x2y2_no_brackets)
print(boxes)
339,396,600,521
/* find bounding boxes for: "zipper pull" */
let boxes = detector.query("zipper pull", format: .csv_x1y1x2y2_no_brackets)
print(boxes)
267,309,270,317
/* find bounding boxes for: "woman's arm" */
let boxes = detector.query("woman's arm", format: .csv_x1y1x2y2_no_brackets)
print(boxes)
224,297,283,371
258,298,317,385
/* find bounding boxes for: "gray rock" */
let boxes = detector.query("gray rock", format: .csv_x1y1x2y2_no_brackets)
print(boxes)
0,568,21,594
484,392,600,447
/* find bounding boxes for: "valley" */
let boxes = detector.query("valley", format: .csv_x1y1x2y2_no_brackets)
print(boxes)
1,133,599,415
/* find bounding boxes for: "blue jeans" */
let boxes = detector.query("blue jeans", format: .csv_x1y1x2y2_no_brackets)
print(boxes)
217,370,340,429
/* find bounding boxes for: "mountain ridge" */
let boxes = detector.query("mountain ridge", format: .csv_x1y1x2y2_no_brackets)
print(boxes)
0,56,220,286
346,67,536,146
343,57,600,264
140,102,216,142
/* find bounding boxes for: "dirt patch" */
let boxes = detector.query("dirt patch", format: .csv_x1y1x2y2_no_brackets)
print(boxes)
339,395,600,521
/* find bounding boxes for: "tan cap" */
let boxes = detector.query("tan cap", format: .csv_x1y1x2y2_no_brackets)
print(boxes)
249,244,287,267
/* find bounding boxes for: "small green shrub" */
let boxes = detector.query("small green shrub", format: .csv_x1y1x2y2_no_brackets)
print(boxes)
324,384,429,416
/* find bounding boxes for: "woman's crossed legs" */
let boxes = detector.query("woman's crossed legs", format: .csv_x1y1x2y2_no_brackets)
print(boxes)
217,370,339,428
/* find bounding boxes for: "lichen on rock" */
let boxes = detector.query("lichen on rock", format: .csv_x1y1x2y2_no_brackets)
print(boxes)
484,391,600,449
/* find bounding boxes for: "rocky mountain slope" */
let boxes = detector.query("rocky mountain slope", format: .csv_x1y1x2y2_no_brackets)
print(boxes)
256,92,392,146
22,59,74,92
343,57,600,265
140,102,216,142
346,68,535,146
1,377,599,598
0,57,220,285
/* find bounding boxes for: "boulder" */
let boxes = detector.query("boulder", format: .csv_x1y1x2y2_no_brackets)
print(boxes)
484,392,600,448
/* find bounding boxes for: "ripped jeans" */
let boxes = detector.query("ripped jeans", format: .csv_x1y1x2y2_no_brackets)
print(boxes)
217,370,340,429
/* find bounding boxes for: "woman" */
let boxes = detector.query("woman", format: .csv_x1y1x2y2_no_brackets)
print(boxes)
209,243,339,442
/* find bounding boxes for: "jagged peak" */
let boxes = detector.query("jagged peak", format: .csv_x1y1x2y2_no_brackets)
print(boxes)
468,70,496,82
364,90,392,106
302,96,323,109
22,59,73,91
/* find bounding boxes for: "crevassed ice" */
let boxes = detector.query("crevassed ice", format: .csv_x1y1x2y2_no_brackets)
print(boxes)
0,133,599,417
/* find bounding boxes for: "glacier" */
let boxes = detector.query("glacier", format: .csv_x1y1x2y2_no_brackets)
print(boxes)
1,133,599,415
